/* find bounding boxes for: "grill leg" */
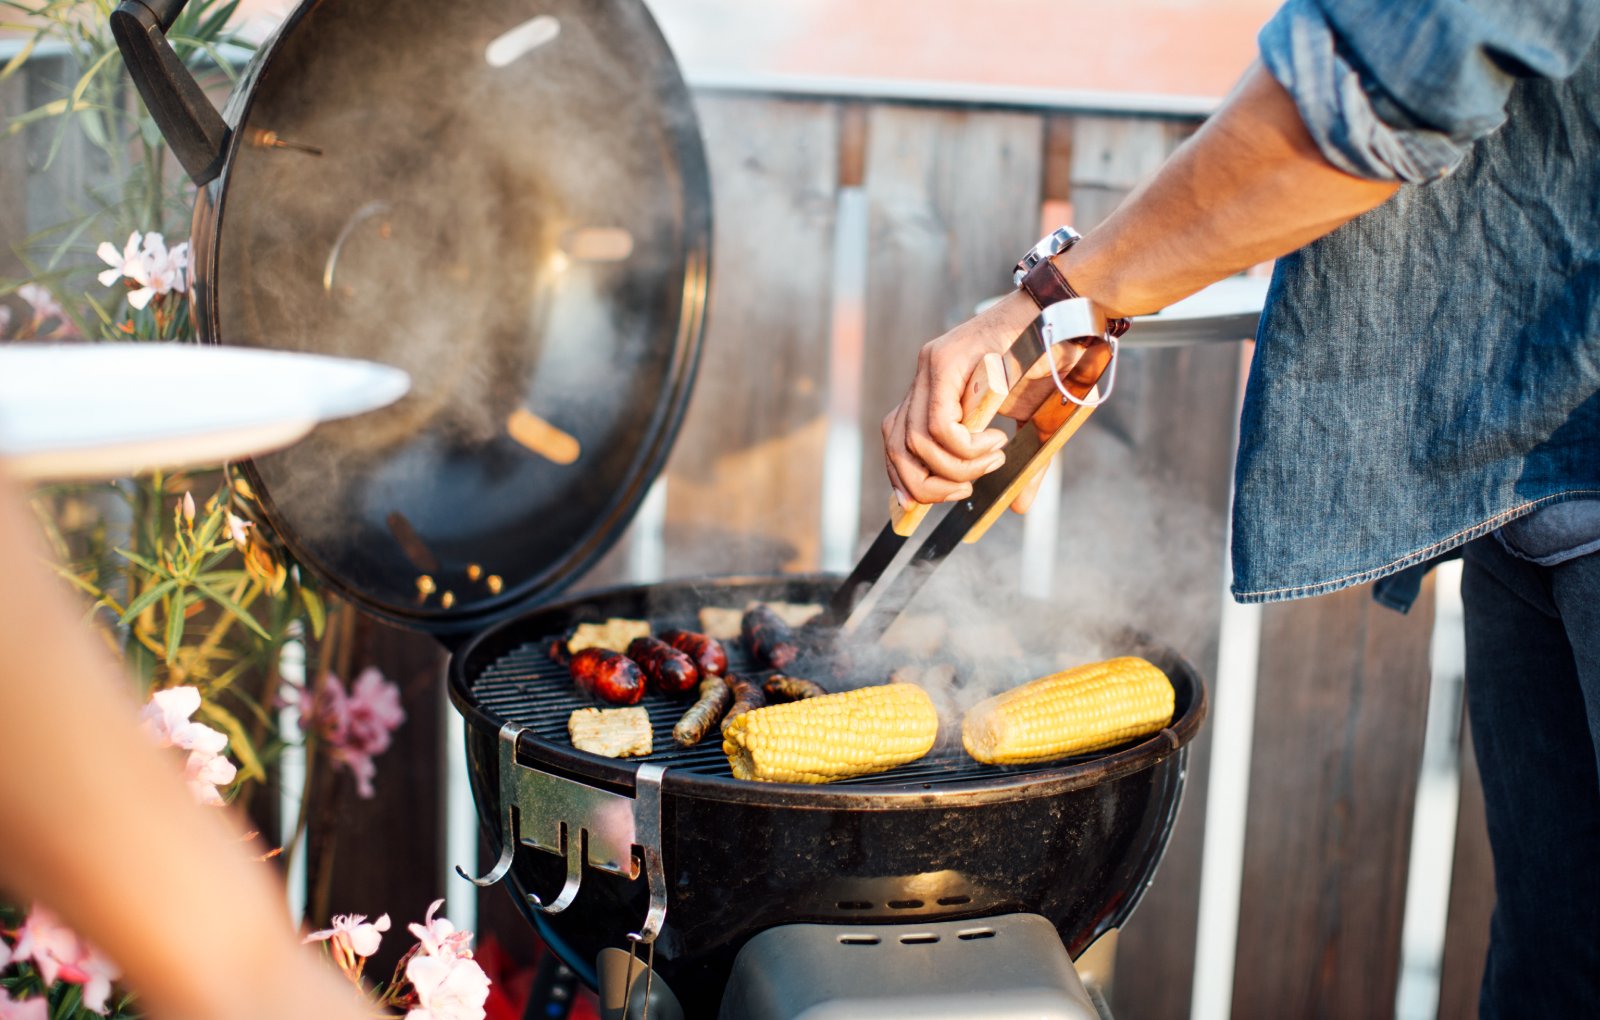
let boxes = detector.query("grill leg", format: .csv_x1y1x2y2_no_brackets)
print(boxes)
524,950,581,1020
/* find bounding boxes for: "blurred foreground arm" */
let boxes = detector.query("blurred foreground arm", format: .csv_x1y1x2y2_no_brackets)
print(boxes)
882,61,1399,508
0,469,366,1020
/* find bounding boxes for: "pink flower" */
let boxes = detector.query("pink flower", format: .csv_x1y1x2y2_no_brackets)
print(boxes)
181,491,196,524
0,305,11,336
407,900,472,961
141,686,236,804
304,912,390,974
9,907,119,1015
302,668,405,799
405,952,491,1020
16,283,62,323
0,989,47,1020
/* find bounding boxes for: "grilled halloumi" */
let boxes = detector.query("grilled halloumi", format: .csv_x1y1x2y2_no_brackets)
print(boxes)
568,706,653,758
565,618,651,655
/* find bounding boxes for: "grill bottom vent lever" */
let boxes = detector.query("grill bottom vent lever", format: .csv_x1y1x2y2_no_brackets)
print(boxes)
452,723,669,943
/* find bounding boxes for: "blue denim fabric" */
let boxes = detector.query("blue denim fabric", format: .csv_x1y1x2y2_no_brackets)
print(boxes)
1460,537,1600,1016
1233,6,1600,609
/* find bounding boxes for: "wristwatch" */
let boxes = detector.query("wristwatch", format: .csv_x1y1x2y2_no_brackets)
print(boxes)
1013,226,1127,407
1013,226,1130,339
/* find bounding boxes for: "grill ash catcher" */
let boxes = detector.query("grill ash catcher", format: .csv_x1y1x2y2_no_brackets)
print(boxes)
109,0,1224,1013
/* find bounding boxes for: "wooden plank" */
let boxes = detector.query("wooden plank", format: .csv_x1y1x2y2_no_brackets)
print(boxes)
855,103,1045,545
1052,113,1227,1020
660,94,839,576
306,614,447,978
1231,581,1435,1019
1436,716,1493,1020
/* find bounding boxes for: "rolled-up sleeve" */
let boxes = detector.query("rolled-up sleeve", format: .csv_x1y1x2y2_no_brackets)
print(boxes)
1259,0,1600,183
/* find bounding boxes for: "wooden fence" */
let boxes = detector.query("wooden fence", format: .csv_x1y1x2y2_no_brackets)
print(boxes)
3,62,1496,1019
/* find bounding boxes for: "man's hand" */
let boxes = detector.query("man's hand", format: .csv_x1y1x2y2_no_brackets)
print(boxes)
881,289,1080,512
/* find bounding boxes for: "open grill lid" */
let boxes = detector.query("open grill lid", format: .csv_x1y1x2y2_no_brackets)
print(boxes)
198,0,710,632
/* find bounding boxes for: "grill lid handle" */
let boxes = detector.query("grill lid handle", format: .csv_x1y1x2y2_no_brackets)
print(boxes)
109,0,230,184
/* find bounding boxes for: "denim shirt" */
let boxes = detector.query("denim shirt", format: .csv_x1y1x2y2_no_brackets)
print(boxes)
1232,0,1600,610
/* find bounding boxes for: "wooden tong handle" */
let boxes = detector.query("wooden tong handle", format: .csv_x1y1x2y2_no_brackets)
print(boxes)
890,352,1008,537
962,341,1111,544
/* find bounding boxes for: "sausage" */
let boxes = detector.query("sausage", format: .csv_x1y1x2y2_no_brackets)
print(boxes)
720,673,766,733
627,636,700,696
741,605,799,670
546,635,571,666
569,648,646,706
659,628,729,676
763,674,827,702
673,676,733,747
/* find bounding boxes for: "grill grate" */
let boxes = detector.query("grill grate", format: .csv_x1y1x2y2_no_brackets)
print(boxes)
470,630,1120,789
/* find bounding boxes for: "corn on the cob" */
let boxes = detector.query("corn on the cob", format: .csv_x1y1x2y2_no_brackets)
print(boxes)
962,657,1173,765
722,683,938,784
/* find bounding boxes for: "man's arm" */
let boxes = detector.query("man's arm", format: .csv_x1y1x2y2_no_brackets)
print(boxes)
883,62,1399,507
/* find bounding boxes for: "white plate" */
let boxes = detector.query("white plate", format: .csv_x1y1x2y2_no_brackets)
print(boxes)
0,343,410,481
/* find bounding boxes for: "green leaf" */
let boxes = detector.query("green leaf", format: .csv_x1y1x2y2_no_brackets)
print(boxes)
114,547,163,576
120,577,179,623
301,585,326,640
163,592,188,663
3,97,69,135
196,699,265,783
192,577,271,641
0,32,36,81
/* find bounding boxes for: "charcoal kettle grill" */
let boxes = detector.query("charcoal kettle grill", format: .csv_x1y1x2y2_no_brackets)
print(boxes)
111,0,1209,1014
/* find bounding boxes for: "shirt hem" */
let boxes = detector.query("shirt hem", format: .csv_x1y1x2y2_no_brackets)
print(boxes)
1231,490,1600,603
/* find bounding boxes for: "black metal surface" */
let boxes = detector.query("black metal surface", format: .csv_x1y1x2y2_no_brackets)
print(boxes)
451,575,1207,1018
126,0,712,634
817,520,907,628
110,0,229,183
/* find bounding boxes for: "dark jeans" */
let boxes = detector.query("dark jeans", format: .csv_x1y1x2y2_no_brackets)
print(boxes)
1461,536,1600,1018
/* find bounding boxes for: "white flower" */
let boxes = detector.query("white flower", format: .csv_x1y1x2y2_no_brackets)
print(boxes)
226,512,253,550
140,687,235,804
96,231,188,309
405,952,490,1020
407,899,471,960
304,912,391,970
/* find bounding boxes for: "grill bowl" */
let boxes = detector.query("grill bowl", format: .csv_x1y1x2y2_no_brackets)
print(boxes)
449,574,1206,1014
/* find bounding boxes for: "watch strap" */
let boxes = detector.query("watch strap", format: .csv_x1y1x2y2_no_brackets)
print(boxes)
1019,257,1131,339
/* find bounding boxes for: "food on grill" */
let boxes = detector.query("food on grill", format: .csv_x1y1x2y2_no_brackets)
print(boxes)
696,607,743,641
741,605,799,670
880,613,945,655
627,636,700,696
720,673,767,733
762,674,827,702
564,618,652,656
659,628,729,677
673,676,734,747
568,706,652,758
722,683,939,783
569,648,647,705
761,601,824,628
962,657,1175,765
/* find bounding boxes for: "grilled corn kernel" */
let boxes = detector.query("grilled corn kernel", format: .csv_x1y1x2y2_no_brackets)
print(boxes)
722,683,938,784
962,657,1174,765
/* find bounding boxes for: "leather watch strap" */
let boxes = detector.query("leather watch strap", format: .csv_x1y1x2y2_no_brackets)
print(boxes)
1019,257,1131,339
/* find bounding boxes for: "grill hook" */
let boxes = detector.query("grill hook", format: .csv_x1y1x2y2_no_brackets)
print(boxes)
527,823,584,915
452,723,523,888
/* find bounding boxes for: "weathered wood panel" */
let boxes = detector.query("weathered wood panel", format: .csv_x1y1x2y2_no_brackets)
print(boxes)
307,614,447,977
855,103,1045,546
1437,718,1493,1020
1056,114,1227,1020
658,95,839,577
1232,582,1435,1019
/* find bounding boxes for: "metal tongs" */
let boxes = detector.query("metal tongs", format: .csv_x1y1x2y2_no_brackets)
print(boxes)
817,298,1118,641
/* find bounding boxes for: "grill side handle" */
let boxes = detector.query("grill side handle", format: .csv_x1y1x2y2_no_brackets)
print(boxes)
454,723,669,944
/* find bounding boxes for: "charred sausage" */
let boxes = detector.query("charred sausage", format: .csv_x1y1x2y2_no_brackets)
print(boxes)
569,648,646,706
673,676,734,747
627,636,700,696
659,628,729,676
546,635,571,667
741,605,799,670
720,673,767,733
763,674,827,701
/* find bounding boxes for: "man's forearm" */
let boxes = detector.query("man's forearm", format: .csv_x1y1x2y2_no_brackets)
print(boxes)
1060,62,1400,318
